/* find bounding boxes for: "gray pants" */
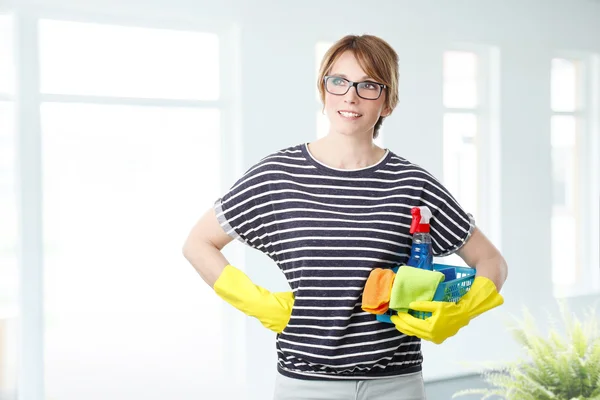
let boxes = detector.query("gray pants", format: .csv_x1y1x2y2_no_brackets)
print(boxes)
273,371,427,400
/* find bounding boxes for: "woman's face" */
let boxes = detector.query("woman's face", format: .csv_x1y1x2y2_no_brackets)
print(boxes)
324,50,390,139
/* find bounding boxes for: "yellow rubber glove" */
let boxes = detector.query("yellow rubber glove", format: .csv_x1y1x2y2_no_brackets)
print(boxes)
213,264,294,333
390,276,504,344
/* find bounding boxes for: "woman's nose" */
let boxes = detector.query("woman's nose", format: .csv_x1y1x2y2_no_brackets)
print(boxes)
343,85,359,103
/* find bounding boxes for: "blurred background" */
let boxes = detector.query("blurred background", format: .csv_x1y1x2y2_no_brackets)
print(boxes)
0,0,599,399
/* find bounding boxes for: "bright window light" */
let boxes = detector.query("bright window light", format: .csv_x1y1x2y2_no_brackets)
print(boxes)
443,113,478,217
551,58,578,112
39,19,220,100
442,51,480,220
550,58,582,289
41,103,224,399
41,103,221,313
443,51,478,108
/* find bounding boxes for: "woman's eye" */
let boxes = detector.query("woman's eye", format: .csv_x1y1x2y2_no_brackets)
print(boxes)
332,78,346,86
363,83,377,90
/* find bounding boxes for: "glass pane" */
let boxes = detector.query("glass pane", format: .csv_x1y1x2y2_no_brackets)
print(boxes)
39,20,219,100
0,14,15,95
443,113,478,218
443,51,478,108
41,103,224,399
0,101,18,400
551,58,578,112
551,115,577,209
550,114,578,287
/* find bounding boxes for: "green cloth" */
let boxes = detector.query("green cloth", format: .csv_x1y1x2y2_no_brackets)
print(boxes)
389,265,445,313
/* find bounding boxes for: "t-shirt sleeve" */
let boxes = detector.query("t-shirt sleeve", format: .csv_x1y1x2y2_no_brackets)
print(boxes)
213,162,270,249
419,171,476,257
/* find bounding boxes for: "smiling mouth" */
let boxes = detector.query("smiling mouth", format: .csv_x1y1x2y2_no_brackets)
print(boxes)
338,111,362,118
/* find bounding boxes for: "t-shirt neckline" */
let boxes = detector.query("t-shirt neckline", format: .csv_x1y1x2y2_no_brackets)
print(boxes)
301,142,391,176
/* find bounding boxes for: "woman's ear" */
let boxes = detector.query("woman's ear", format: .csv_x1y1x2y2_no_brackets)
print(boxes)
380,105,392,118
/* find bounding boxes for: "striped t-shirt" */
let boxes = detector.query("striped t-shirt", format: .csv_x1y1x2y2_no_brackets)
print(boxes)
214,143,475,381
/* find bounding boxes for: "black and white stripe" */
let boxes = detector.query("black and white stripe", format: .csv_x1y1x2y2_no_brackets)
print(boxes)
215,143,475,380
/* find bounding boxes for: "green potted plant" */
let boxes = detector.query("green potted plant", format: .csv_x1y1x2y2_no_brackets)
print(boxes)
453,302,600,400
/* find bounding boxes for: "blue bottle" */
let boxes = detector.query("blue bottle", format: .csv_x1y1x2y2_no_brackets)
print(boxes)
406,206,433,271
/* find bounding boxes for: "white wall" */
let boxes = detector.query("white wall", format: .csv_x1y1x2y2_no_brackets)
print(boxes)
4,0,600,399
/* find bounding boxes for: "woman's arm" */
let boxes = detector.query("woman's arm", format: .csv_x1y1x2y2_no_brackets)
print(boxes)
182,206,294,333
456,227,508,292
182,207,233,288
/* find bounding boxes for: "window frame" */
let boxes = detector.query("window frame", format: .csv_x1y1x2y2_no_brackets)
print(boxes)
10,7,239,397
442,44,502,251
550,51,600,298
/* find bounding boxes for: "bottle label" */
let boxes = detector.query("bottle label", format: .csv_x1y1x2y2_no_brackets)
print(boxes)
407,243,433,270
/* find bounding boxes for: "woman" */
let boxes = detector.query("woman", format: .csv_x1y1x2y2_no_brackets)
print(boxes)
183,34,508,400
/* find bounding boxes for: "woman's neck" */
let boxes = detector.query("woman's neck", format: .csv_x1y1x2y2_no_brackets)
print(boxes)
307,134,386,170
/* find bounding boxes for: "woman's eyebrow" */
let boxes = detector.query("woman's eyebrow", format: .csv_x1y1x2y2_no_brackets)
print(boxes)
330,73,374,81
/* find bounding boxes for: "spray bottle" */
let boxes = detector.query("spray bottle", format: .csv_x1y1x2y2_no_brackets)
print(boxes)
406,206,433,271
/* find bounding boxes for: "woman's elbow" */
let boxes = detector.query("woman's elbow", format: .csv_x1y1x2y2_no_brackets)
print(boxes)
182,234,205,261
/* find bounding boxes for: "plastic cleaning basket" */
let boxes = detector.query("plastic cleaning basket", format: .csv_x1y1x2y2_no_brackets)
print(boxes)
375,263,475,323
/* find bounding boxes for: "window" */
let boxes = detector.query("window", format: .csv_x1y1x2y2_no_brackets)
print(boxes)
0,12,17,400
440,48,500,267
315,41,384,146
443,51,480,219
551,56,600,296
39,20,219,100
38,19,226,399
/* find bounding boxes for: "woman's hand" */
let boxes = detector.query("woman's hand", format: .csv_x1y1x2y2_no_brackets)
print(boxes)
390,276,504,344
214,265,294,333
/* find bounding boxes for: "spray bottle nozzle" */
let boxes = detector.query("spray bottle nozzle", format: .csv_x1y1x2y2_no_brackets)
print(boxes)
409,206,432,234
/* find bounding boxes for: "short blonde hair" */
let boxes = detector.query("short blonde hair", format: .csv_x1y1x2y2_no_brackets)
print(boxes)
317,35,399,139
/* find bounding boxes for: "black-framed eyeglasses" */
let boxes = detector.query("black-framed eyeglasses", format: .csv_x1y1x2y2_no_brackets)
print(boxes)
323,75,387,100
